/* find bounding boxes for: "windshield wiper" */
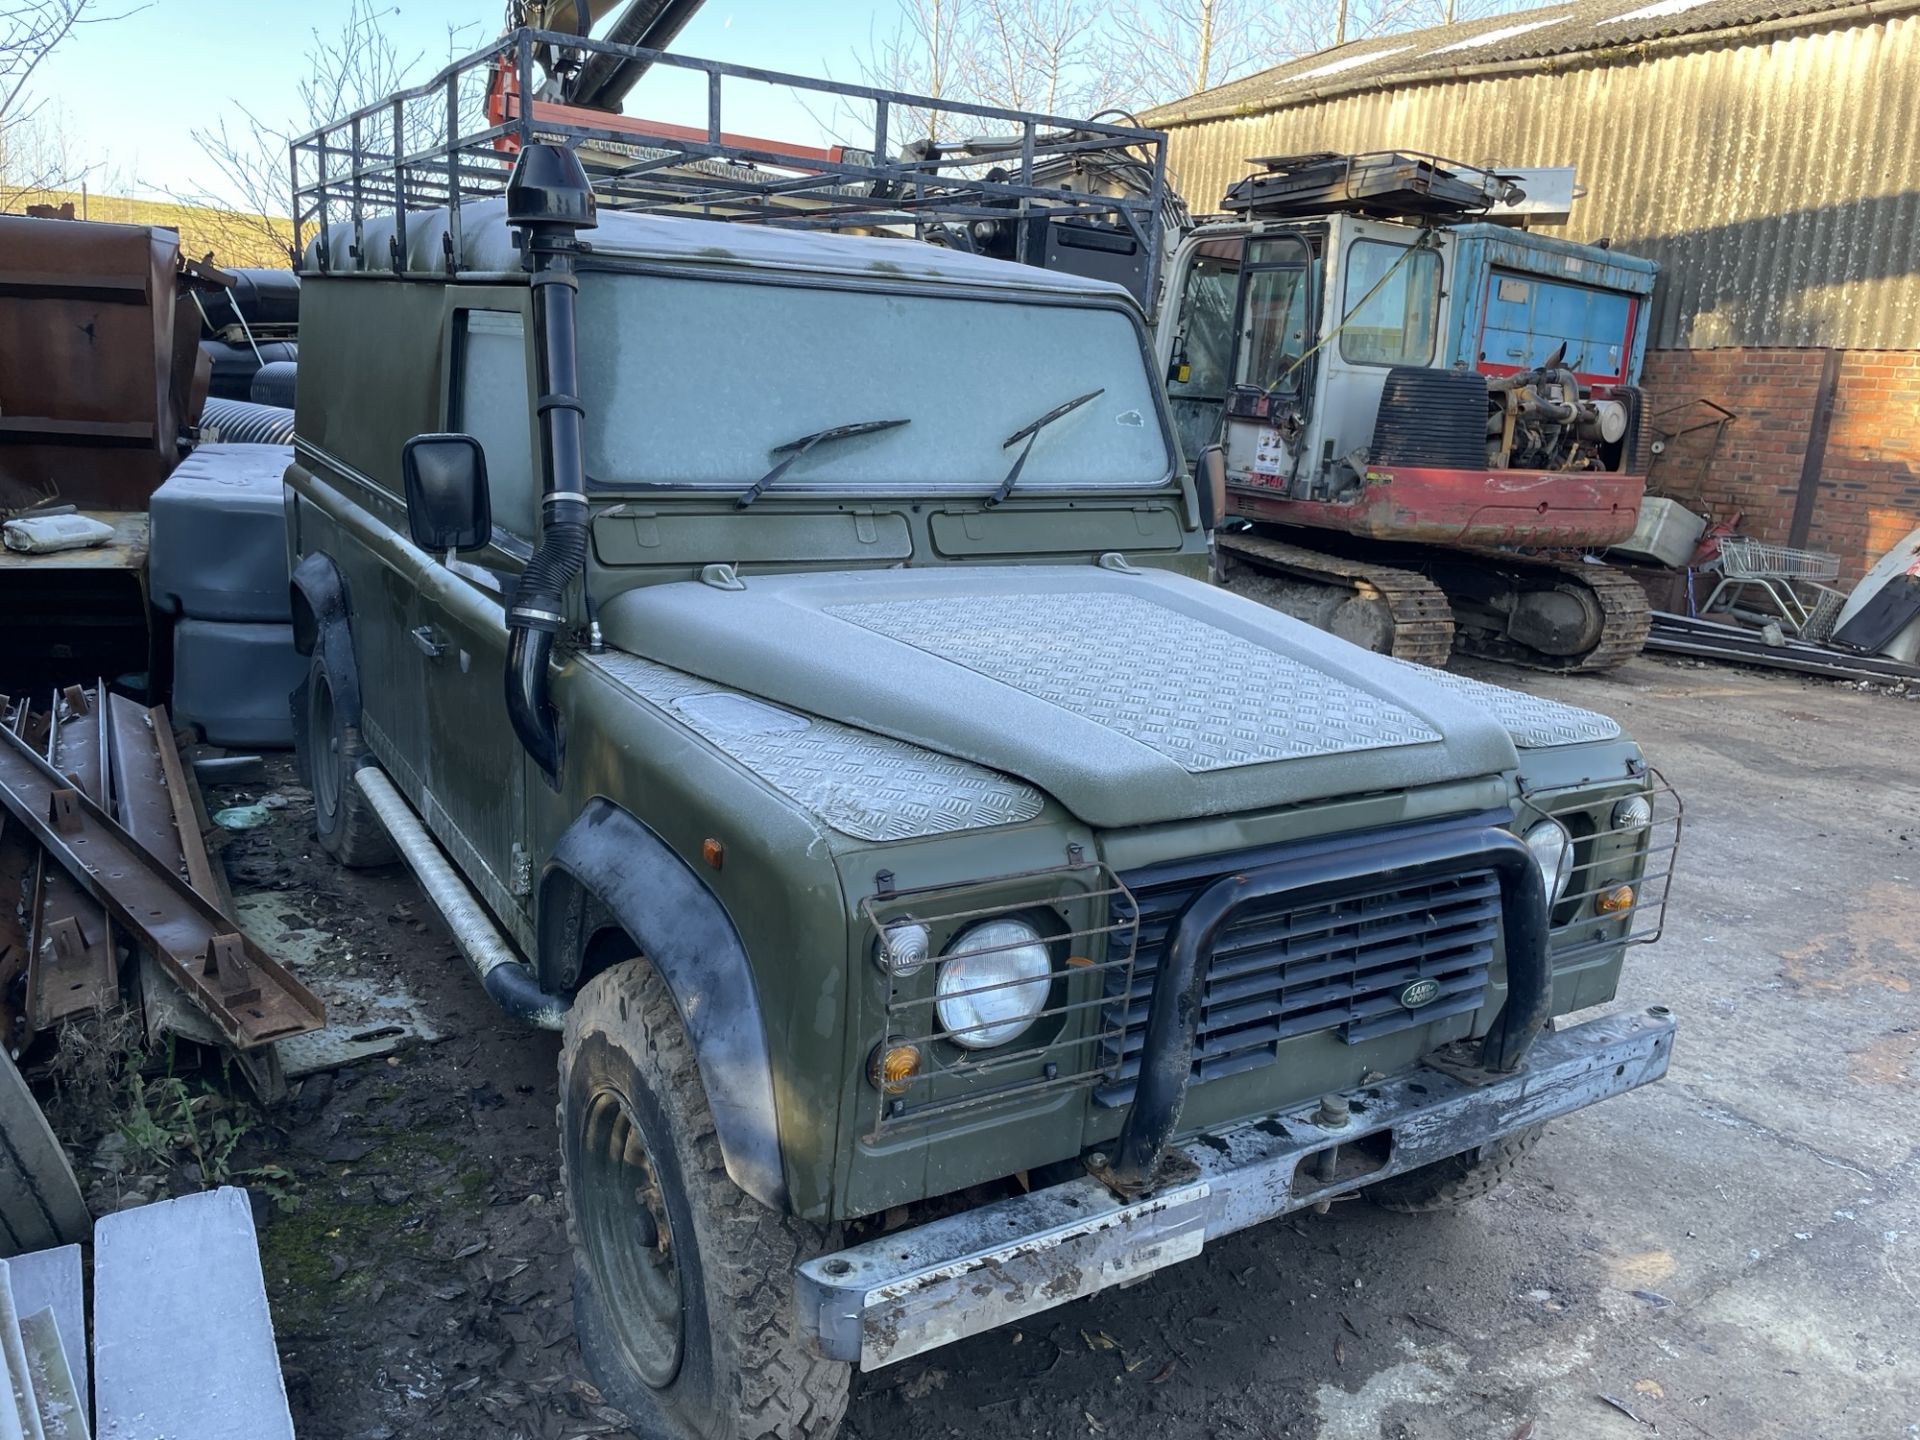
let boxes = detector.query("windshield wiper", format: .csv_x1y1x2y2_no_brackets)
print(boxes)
736,417,911,509
985,388,1104,508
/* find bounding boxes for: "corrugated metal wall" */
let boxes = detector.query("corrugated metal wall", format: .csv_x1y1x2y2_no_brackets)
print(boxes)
1161,13,1920,350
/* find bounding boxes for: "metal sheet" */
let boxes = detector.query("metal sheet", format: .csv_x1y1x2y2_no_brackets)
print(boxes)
1383,659,1622,747
1155,9,1920,350
0,702,35,1056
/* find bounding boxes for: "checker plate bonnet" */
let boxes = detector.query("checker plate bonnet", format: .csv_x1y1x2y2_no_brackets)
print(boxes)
825,593,1440,770
593,566,1524,830
589,652,1045,841
1384,660,1620,748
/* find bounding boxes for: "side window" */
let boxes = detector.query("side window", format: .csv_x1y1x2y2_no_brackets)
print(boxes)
1339,241,1440,367
451,310,534,538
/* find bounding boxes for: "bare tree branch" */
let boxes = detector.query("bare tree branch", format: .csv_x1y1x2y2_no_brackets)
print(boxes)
1,0,140,204
836,0,1567,137
176,0,483,266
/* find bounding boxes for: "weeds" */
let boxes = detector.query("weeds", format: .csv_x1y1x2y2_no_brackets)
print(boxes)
46,1014,262,1191
122,1062,252,1186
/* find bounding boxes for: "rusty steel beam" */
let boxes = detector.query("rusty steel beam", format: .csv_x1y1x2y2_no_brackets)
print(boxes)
104,695,289,1100
27,687,118,1027
0,698,35,1055
106,697,193,884
0,716,323,1050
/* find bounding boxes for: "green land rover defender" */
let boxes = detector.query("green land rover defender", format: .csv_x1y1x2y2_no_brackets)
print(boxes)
283,48,1679,1440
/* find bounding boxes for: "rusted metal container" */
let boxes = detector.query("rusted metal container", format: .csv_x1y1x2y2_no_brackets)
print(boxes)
0,215,210,511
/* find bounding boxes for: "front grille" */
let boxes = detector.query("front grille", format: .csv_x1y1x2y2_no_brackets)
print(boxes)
1094,864,1501,1107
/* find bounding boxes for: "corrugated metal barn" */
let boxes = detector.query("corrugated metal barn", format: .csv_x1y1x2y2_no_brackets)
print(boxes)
1145,0,1920,578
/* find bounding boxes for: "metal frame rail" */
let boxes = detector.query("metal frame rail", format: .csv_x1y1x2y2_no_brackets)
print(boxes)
289,27,1168,298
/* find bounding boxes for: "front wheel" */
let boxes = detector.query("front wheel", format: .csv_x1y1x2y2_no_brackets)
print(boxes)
1364,1126,1546,1213
560,957,850,1440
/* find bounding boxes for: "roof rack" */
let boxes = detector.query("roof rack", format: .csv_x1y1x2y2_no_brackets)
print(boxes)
1221,151,1515,222
289,27,1169,297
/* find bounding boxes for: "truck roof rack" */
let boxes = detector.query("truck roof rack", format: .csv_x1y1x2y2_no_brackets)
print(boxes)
289,27,1169,296
1220,151,1514,222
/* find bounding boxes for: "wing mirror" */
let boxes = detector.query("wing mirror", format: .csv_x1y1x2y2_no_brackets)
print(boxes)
402,434,492,553
1196,444,1227,532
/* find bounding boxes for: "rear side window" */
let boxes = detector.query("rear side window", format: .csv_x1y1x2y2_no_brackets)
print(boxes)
451,310,534,538
1339,241,1440,367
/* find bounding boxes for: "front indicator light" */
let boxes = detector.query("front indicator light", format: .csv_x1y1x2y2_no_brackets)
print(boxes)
1611,795,1653,832
1597,884,1635,913
875,921,932,978
868,1041,922,1095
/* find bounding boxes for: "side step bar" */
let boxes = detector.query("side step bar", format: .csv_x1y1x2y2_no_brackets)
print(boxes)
353,767,569,1031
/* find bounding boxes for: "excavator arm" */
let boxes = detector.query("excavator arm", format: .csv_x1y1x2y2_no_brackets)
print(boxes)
510,1,704,108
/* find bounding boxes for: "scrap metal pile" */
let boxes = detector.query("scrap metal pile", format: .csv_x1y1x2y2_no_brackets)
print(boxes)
0,686,324,1100
1638,528,1920,685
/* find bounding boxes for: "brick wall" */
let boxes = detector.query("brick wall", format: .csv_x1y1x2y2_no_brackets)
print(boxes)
1638,348,1920,583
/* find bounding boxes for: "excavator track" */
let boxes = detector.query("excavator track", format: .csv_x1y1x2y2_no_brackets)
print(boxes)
1217,532,1456,668
1448,557,1653,674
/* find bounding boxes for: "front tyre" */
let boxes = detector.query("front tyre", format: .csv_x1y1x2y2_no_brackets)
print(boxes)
561,957,851,1440
1364,1126,1546,1213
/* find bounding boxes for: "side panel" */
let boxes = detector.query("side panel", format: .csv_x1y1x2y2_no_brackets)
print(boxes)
413,295,538,920
1444,226,1658,390
292,277,538,925
288,278,452,798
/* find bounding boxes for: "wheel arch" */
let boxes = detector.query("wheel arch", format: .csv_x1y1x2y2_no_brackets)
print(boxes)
541,798,787,1212
290,551,361,723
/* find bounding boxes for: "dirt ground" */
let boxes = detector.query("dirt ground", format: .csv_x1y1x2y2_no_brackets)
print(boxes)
64,654,1920,1440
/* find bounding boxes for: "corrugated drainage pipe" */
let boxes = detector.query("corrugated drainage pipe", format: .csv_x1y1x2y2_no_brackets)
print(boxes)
354,766,568,1031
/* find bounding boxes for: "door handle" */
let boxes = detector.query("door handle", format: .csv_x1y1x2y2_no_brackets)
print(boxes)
410,624,446,659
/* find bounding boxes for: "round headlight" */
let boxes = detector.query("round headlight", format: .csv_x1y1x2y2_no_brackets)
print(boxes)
1523,819,1574,905
1611,795,1653,832
935,919,1051,1050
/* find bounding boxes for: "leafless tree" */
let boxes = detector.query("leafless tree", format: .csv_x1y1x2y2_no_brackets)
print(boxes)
1,0,127,206
848,0,971,143
1106,0,1279,109
846,0,1563,133
178,0,482,265
969,0,1099,115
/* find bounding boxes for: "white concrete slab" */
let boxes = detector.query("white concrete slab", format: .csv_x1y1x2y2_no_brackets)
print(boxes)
1,1250,84,1409
92,1189,294,1440
17,1311,85,1440
0,1266,45,1440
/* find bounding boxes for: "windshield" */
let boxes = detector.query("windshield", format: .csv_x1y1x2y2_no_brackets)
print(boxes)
575,270,1172,492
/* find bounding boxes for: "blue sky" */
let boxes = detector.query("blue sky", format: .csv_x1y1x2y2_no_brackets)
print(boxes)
31,2,895,205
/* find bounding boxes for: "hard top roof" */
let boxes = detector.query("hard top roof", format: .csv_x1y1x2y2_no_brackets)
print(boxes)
301,197,1136,299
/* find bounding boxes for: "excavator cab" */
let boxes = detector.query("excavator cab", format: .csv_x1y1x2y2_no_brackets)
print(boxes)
1162,216,1464,500
1151,153,1663,673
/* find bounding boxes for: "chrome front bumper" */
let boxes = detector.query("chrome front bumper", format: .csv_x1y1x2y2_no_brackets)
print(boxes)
796,1008,1674,1370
